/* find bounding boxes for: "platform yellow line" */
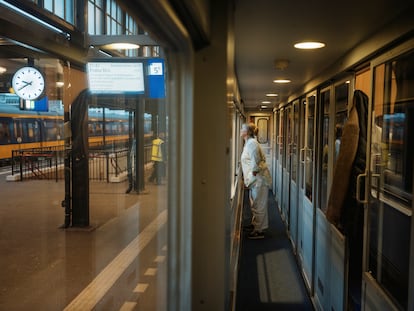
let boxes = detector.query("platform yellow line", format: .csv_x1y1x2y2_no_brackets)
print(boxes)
63,210,167,311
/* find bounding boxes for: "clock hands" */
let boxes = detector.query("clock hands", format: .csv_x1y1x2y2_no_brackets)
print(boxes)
18,80,33,91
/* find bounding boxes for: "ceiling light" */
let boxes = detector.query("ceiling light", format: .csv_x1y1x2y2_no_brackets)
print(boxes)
266,93,278,97
294,41,325,49
101,43,140,50
261,101,271,104
261,105,268,109
0,66,6,74
273,79,291,83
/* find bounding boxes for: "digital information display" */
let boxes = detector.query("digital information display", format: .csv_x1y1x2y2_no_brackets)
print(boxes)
87,62,145,94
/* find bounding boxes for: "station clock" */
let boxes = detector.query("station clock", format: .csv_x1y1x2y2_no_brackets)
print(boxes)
12,66,45,100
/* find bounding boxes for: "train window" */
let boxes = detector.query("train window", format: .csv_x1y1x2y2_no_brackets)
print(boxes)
256,118,268,144
105,122,113,135
0,119,12,144
25,120,41,143
334,82,349,162
305,95,316,201
43,120,61,141
278,110,284,158
368,50,414,309
291,101,299,182
95,122,103,135
285,108,292,171
88,122,95,136
320,89,330,212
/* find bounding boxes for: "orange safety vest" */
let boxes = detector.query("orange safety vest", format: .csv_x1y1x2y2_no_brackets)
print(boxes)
151,138,164,162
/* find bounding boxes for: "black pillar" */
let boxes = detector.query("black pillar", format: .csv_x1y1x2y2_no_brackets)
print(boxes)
62,110,71,228
71,90,90,227
135,99,145,192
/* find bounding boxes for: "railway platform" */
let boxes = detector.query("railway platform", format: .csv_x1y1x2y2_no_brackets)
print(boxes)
0,169,167,311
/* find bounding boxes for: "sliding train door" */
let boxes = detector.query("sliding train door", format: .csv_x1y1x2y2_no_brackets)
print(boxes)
281,106,292,223
298,92,317,290
362,45,414,311
275,109,284,209
314,86,334,309
314,80,351,311
289,100,300,248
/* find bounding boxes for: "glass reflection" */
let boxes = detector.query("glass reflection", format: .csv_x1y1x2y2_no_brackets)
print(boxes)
368,50,414,309
320,90,330,212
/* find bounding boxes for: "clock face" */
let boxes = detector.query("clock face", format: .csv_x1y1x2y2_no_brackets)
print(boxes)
12,66,45,100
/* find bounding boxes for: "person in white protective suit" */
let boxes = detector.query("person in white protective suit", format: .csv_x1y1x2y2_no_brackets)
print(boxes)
240,123,272,239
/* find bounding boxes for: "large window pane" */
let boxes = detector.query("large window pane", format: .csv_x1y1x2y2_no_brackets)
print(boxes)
368,50,414,310
320,90,330,212
291,101,299,182
334,82,349,162
305,95,315,201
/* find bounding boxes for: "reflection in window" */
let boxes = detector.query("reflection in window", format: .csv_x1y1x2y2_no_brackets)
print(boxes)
43,0,75,25
0,120,11,144
291,101,299,182
305,95,315,201
278,111,284,157
256,118,268,144
88,0,105,35
334,82,349,161
368,49,414,310
320,90,330,212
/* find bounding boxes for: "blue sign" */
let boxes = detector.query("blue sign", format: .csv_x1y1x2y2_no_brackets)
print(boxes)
147,59,165,99
20,96,48,111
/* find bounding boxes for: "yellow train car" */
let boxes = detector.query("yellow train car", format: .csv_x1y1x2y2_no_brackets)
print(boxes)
0,101,151,164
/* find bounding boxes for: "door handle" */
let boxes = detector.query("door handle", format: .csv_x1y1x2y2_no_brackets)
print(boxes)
356,172,368,204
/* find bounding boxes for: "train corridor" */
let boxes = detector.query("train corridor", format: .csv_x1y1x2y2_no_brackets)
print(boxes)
236,190,314,310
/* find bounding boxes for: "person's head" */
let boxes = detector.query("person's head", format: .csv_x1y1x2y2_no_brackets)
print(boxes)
241,123,256,140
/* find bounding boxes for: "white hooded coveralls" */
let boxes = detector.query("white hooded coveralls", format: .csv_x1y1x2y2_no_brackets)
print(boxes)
241,137,271,232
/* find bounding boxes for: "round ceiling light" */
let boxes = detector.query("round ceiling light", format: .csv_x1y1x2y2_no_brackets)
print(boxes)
294,41,325,49
102,43,140,50
273,79,291,84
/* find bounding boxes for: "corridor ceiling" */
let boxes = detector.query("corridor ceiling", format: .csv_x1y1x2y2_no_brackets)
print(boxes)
234,0,414,109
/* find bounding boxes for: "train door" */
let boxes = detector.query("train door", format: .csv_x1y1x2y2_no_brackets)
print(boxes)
289,99,300,249
297,97,306,263
272,109,278,196
281,106,291,223
314,85,333,309
314,80,351,311
248,114,272,178
275,109,284,208
298,91,317,290
254,116,272,171
362,45,414,311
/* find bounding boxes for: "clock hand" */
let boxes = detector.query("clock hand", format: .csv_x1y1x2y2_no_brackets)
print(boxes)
18,81,32,91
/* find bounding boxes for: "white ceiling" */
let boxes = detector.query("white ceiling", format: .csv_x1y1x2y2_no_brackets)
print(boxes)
234,0,413,109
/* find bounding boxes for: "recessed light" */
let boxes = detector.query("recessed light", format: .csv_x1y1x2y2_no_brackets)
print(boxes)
102,43,140,50
294,41,325,49
273,79,291,84
266,93,278,97
261,101,271,104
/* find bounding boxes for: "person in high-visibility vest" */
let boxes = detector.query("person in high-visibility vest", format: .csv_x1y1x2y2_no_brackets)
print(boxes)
149,134,165,184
